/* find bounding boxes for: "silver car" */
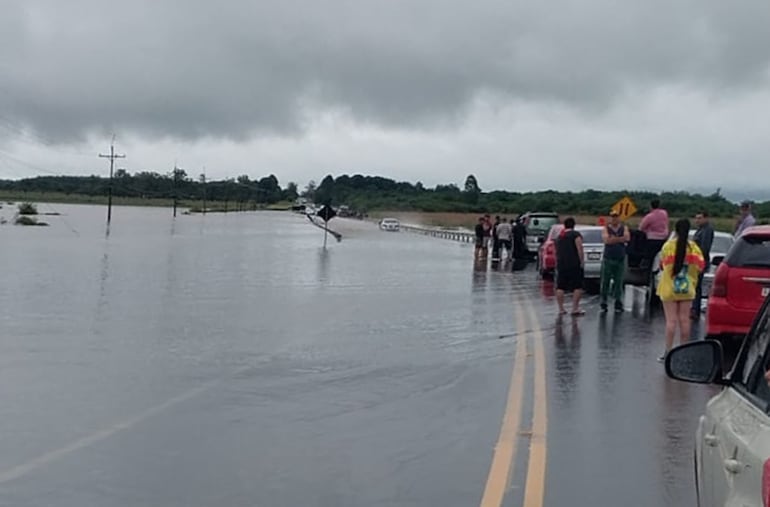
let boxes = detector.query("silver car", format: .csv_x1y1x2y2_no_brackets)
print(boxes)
553,226,604,288
665,295,770,507
575,225,605,281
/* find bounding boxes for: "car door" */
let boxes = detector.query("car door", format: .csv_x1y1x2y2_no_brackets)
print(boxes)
701,304,770,506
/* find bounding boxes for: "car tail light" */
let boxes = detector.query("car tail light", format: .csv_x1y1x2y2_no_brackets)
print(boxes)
711,263,728,298
763,458,770,506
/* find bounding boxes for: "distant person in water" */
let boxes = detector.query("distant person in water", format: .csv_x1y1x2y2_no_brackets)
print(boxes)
512,216,528,259
474,217,487,261
496,218,513,261
491,215,502,261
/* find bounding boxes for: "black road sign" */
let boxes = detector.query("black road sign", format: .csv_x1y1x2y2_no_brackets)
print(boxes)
317,205,336,222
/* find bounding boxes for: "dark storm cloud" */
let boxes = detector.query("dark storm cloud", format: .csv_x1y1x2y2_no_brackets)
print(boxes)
2,0,770,142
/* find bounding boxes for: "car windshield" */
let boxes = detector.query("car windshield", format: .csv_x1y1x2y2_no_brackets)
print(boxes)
578,229,603,244
527,215,558,233
726,235,770,268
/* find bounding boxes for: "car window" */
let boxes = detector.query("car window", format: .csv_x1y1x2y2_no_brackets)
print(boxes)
740,312,770,386
726,235,770,268
578,229,603,244
712,235,734,253
745,313,770,410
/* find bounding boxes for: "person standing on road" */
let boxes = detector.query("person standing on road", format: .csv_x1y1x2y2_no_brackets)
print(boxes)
555,217,585,316
491,215,502,261
691,211,714,320
600,210,630,313
496,218,513,261
656,218,705,362
639,199,670,262
474,217,486,261
734,200,756,238
513,216,527,259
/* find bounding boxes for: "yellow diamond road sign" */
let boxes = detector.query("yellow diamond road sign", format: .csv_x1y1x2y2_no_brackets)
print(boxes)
612,196,637,221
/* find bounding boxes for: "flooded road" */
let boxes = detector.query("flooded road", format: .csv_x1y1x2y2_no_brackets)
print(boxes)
0,206,718,506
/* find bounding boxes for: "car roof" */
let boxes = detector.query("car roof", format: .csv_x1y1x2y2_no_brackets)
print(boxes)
741,225,770,237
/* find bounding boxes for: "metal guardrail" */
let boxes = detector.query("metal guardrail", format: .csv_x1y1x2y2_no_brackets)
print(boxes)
399,224,475,243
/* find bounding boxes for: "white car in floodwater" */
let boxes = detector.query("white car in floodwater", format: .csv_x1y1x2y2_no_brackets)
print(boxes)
665,294,770,507
379,218,400,232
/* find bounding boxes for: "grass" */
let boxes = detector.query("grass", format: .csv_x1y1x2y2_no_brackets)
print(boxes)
17,202,38,215
370,211,745,233
0,191,292,213
14,215,48,226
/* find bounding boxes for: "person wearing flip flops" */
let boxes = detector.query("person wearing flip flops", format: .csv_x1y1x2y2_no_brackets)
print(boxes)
656,218,706,362
555,217,586,316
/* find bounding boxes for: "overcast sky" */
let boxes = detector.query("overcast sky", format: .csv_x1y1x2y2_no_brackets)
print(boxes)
1,0,770,196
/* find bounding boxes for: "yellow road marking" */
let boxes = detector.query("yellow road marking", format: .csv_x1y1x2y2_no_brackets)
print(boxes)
522,299,548,507
479,295,529,507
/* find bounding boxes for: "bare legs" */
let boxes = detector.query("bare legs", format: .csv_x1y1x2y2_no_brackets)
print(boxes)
662,300,693,357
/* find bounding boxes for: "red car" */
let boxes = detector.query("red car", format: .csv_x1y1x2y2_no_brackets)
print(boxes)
537,224,564,278
707,225,770,340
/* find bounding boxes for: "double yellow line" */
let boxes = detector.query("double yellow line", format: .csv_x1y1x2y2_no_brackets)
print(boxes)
479,294,548,507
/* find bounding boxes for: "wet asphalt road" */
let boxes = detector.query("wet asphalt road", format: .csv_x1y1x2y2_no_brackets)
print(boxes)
0,207,721,506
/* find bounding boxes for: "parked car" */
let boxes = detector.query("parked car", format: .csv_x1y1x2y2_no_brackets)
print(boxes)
537,224,563,278
664,293,770,507
378,218,400,231
522,212,560,258
706,225,770,340
575,225,605,284
538,224,603,290
650,230,736,308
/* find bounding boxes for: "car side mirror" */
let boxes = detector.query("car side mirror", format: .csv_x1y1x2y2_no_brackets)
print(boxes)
711,255,724,267
665,340,726,385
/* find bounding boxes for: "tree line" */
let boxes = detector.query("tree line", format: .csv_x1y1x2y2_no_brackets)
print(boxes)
0,171,767,219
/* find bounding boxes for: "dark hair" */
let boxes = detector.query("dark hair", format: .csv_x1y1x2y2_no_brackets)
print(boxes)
696,210,708,218
672,218,690,275
564,217,576,229
651,199,660,209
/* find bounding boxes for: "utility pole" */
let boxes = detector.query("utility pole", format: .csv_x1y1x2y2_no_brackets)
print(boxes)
98,134,125,225
172,165,180,217
200,168,207,215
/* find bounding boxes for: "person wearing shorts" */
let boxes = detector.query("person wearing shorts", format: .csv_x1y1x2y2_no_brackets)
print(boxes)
555,217,585,316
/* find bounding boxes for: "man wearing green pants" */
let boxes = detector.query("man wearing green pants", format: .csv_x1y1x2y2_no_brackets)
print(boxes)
601,210,630,313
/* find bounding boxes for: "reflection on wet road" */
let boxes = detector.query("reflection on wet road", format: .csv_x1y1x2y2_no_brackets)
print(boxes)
0,207,720,506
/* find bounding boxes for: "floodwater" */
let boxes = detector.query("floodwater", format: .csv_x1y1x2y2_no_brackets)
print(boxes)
0,205,718,506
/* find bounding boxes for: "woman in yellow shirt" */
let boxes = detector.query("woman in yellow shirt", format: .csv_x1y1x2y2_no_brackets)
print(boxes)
656,218,705,362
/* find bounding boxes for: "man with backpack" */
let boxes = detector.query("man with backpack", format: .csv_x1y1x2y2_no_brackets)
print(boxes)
600,210,630,313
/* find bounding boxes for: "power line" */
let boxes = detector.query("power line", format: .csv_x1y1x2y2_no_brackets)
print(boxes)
98,135,125,225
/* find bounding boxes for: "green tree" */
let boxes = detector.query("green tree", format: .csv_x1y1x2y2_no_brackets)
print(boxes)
284,181,299,201
463,174,480,205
